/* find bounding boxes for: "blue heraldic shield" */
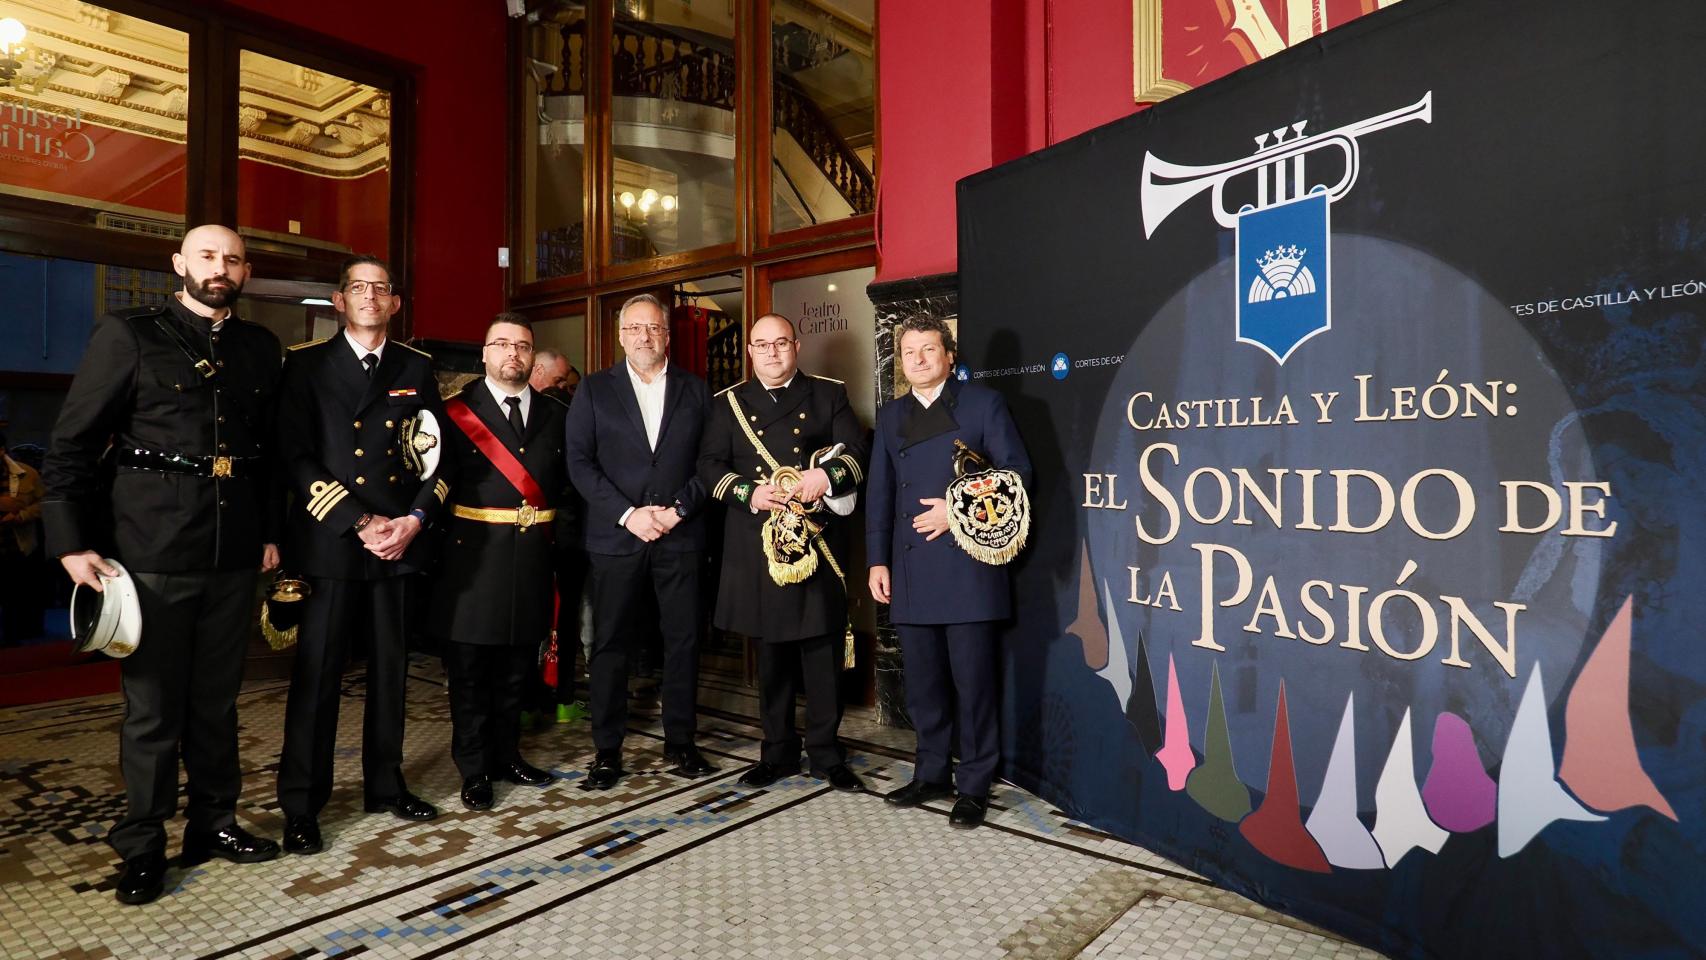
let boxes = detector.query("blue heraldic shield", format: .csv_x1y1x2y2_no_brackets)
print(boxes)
1235,189,1331,364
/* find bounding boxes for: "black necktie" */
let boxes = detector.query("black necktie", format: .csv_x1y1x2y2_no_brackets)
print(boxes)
362,353,378,378
767,387,782,403
504,396,524,439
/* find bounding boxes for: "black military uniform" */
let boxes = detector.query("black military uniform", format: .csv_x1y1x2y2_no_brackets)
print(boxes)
697,374,866,775
274,332,446,822
428,380,567,784
41,296,282,864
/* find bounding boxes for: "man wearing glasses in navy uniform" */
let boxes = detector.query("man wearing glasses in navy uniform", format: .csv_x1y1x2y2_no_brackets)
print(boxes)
274,256,448,855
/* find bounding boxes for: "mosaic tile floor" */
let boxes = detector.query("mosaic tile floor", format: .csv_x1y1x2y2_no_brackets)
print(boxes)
0,657,1388,959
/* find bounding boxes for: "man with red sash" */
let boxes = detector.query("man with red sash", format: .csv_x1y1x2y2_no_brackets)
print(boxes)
429,314,568,810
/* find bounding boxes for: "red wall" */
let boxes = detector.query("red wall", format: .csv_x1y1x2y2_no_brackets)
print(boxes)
875,0,1381,282
237,160,390,261
222,0,508,341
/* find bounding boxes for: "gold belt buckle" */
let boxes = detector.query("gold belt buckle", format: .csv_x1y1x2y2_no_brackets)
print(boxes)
211,456,234,478
515,503,538,530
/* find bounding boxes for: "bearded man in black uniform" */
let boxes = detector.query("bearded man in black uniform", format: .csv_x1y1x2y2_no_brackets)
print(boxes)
43,224,283,905
698,313,868,791
429,314,567,810
274,256,448,854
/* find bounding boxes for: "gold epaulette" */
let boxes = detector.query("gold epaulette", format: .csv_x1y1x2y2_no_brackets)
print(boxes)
286,337,329,351
714,379,749,397
807,373,844,385
395,340,433,358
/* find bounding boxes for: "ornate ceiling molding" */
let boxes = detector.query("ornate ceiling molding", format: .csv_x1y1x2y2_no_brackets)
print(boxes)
0,0,389,178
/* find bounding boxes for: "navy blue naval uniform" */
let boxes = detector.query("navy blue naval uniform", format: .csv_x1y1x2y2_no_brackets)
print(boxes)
274,333,448,819
866,376,1031,799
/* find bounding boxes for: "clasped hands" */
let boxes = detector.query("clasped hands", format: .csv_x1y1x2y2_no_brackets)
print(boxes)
359,514,423,560
750,466,831,513
623,504,682,543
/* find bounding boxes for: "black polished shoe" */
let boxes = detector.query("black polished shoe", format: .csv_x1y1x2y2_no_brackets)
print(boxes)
364,789,439,822
282,816,323,855
948,793,989,829
885,779,956,807
181,825,280,866
737,761,798,789
114,852,168,905
501,759,554,786
812,764,866,792
662,744,719,777
461,775,494,811
584,750,623,790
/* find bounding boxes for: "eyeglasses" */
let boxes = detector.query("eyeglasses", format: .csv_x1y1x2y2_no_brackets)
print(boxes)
485,339,534,355
343,280,395,297
620,324,667,338
750,338,796,354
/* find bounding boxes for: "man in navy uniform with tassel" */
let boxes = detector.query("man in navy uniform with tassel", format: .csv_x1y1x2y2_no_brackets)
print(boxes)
698,313,868,791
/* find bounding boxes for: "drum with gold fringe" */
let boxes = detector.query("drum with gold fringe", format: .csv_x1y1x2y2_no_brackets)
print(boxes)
260,575,312,650
945,439,1030,565
761,466,823,585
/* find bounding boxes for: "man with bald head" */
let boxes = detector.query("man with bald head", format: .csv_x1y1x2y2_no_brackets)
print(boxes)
44,224,285,904
529,349,579,400
697,313,868,790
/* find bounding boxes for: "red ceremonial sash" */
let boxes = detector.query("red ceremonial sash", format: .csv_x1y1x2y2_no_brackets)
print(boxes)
445,396,549,508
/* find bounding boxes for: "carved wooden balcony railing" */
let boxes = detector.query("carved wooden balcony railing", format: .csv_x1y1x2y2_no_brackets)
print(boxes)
537,18,873,218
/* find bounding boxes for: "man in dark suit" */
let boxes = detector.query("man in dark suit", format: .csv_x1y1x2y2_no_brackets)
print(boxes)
274,255,448,854
698,313,868,791
564,293,715,788
867,316,1032,829
43,224,283,904
430,313,567,810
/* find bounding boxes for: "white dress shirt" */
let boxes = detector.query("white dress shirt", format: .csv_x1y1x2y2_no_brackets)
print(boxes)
344,328,385,366
484,377,531,428
617,360,670,528
912,380,947,408
626,359,669,450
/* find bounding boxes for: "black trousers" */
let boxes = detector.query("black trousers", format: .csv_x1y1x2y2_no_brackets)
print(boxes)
896,621,999,797
587,545,700,752
446,641,533,778
277,575,410,818
110,569,256,860
756,633,845,772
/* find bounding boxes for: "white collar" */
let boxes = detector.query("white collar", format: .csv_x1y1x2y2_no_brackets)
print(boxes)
485,376,531,411
626,358,669,387
913,380,947,407
344,328,386,364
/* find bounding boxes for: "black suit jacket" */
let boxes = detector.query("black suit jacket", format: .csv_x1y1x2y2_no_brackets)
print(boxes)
429,382,567,646
42,299,282,573
276,334,447,579
564,362,708,556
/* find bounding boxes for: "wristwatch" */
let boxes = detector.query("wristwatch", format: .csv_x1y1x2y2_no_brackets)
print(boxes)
673,500,689,520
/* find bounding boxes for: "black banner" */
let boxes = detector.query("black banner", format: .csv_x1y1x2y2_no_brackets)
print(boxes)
957,0,1706,956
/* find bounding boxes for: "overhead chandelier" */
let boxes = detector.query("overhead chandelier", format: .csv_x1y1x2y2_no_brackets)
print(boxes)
0,18,25,87
617,187,677,218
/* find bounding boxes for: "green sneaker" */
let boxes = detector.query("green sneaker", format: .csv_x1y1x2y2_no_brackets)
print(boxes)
557,702,590,723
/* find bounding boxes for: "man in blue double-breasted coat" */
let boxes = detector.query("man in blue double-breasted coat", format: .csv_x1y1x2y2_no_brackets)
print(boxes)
866,316,1032,829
